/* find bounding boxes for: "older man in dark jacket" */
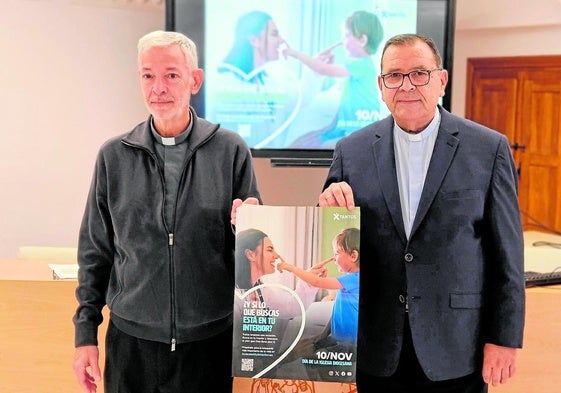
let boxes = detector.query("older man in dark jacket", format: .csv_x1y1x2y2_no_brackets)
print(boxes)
319,34,524,393
72,30,260,393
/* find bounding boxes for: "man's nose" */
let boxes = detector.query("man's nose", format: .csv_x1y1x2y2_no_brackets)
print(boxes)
152,77,168,94
401,74,416,91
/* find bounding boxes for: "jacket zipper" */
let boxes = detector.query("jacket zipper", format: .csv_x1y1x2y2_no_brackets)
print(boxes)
169,232,176,351
123,141,178,352
167,141,196,352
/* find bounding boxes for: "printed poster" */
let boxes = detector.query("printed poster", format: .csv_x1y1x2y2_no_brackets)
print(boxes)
233,205,360,382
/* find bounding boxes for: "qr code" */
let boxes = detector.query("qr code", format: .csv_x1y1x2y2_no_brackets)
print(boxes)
241,358,254,372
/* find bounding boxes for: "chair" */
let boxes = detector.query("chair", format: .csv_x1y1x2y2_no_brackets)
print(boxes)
17,246,78,262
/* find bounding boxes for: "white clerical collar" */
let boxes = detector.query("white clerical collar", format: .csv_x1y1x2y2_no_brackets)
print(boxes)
394,108,441,142
150,116,192,146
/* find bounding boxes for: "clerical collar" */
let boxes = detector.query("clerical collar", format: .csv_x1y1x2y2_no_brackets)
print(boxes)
394,108,441,142
150,116,192,146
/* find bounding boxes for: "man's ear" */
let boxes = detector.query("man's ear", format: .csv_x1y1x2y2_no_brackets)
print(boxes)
351,250,359,263
439,69,449,97
190,68,204,94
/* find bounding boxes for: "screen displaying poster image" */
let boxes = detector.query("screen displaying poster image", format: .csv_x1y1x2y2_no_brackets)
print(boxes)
204,0,416,150
169,0,455,162
233,205,360,382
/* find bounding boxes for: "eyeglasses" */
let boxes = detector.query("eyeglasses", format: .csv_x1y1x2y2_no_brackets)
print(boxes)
380,69,442,89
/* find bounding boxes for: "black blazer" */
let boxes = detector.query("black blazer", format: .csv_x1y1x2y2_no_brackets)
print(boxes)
324,107,525,381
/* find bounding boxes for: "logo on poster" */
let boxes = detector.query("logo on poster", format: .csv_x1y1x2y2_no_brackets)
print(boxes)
333,213,358,221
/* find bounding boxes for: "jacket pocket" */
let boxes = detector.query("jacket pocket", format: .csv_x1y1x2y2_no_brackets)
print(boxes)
449,292,482,309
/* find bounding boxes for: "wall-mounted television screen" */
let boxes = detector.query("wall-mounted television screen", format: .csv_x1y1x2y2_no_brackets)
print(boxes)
166,0,456,165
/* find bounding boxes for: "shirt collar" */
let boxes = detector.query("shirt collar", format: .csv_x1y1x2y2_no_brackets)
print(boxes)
394,108,441,142
150,116,192,146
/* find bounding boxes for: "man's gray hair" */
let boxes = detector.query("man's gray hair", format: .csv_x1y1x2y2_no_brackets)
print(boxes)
137,30,198,68
381,33,443,70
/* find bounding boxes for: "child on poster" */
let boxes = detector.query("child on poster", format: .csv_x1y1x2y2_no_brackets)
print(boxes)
282,10,384,147
278,228,360,348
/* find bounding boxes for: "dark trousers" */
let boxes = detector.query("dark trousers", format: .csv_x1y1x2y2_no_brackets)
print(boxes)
104,320,233,393
356,320,487,393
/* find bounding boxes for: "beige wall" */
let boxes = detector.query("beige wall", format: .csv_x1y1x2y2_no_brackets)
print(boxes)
1,0,560,257
0,0,164,257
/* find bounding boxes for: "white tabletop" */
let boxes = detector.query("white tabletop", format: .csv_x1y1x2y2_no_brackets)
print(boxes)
523,231,561,273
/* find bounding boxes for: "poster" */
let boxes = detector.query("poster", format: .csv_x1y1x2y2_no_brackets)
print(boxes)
233,205,360,382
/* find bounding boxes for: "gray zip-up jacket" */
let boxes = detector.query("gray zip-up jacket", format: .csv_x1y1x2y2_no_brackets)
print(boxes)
73,112,261,348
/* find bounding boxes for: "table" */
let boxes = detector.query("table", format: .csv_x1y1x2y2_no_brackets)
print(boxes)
0,259,70,281
1,230,560,393
0,280,109,393
0,280,559,393
523,230,561,273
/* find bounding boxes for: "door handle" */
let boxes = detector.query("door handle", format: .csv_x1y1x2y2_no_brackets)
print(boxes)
510,142,526,151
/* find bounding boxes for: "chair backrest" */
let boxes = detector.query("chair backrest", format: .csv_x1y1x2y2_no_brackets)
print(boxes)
17,246,78,262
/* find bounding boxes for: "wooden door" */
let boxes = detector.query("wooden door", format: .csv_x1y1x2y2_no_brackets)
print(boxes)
517,70,561,231
466,56,561,232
